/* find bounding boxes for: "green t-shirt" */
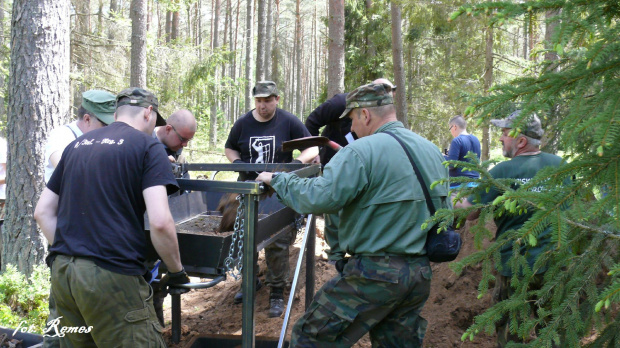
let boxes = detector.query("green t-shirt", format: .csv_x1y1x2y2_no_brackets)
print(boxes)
469,152,563,276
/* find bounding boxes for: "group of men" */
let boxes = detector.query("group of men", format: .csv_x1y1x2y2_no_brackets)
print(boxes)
33,77,562,347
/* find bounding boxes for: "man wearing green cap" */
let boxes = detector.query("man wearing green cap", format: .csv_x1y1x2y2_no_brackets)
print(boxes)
257,82,449,347
44,90,117,183
224,80,318,317
455,110,563,347
35,87,188,347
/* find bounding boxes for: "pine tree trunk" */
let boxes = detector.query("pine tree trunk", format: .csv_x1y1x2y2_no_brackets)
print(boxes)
271,0,280,87
130,0,147,88
244,0,254,111
481,25,493,161
165,10,172,43
294,0,302,116
390,1,407,128
327,0,344,97
264,0,273,80
3,0,70,275
171,9,180,41
255,0,266,81
0,0,6,120
210,0,220,148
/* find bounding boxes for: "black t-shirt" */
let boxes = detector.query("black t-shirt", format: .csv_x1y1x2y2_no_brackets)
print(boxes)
47,122,179,276
304,93,352,165
225,108,312,180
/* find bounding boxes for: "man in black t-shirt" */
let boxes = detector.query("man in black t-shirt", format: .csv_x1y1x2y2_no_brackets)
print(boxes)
225,81,318,317
35,88,189,347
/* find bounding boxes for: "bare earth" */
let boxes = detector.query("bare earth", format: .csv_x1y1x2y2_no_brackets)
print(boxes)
162,218,497,348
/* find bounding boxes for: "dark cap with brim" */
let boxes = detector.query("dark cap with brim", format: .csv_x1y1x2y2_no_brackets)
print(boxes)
490,110,544,140
339,83,394,119
116,87,166,126
82,90,116,125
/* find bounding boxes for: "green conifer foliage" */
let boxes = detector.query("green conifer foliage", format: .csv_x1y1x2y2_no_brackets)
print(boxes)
436,1,620,346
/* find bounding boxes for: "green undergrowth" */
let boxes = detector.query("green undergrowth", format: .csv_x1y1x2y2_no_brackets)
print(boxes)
0,264,50,333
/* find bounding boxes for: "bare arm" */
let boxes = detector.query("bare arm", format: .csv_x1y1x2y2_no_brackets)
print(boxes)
296,146,319,164
225,148,242,162
454,198,481,220
34,188,59,244
49,151,62,168
143,185,183,273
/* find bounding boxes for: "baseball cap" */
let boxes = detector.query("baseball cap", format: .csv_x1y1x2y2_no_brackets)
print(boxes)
116,87,166,126
252,81,278,98
490,110,544,140
339,83,394,119
82,90,116,125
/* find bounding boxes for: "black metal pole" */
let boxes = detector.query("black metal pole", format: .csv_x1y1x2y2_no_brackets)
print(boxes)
305,215,316,309
242,194,259,348
171,293,181,343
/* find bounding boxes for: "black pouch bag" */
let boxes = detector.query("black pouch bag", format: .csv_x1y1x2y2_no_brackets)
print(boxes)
385,132,462,263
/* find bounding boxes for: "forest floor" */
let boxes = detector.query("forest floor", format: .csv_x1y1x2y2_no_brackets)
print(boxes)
162,217,497,348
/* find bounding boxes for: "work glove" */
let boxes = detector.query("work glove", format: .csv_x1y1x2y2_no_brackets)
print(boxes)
160,268,191,292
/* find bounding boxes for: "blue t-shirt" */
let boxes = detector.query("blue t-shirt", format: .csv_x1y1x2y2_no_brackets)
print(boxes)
446,134,481,180
47,122,179,276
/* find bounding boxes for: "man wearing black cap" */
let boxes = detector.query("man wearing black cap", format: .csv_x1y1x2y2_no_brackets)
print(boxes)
35,87,189,347
455,110,563,347
224,80,318,317
44,90,117,183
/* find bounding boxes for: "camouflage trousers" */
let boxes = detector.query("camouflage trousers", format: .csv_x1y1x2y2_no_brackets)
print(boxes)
264,228,295,289
48,255,166,348
291,255,432,347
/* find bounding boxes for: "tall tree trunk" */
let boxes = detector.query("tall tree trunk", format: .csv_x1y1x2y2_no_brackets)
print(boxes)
72,0,90,111
327,0,344,97
255,0,266,81
0,0,6,120
97,0,104,35
390,1,407,127
294,0,302,116
522,16,528,59
481,25,493,161
244,0,254,111
544,9,560,70
130,0,147,88
171,9,180,41
264,0,273,80
3,0,70,274
271,0,280,87
165,10,172,43
210,0,220,148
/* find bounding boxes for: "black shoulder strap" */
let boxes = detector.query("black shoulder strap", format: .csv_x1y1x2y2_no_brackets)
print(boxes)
384,131,437,215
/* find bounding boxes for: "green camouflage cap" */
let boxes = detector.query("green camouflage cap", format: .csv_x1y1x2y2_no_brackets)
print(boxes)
491,110,544,140
116,87,166,126
339,83,394,119
252,81,279,98
82,90,116,125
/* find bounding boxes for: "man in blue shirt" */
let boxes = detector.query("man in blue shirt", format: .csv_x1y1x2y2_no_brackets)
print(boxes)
446,115,481,199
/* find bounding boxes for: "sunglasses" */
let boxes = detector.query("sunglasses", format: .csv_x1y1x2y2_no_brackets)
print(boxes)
170,124,193,143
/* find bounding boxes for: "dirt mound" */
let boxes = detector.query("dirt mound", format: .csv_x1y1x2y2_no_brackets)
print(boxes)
163,218,496,348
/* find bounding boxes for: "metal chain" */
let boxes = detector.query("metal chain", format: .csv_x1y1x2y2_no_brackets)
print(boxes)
224,194,245,280
235,194,245,273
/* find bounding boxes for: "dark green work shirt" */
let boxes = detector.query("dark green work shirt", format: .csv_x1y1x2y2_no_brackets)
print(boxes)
271,121,450,257
469,152,564,276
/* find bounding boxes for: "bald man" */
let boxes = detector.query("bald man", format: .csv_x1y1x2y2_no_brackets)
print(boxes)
154,109,197,163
